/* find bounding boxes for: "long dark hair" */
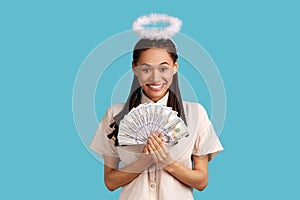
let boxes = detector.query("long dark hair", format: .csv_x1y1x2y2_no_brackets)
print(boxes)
107,38,187,146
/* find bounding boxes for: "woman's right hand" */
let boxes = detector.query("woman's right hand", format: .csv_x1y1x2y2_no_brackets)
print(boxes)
142,143,150,154
103,144,153,191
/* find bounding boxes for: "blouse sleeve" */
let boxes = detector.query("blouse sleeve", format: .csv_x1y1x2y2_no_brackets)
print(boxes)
192,104,224,161
89,106,119,158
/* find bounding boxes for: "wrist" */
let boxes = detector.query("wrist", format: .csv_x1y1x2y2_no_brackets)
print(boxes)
138,153,153,166
163,161,178,173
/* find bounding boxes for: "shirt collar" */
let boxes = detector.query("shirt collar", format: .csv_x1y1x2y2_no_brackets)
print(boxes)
141,91,169,106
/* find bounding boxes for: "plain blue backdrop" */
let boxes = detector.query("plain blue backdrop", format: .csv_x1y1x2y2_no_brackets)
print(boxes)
1,0,299,199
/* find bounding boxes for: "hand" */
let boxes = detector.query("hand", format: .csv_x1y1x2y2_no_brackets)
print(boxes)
142,143,149,154
136,144,153,167
147,131,174,169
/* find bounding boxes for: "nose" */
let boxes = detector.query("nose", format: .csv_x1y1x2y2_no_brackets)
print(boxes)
150,69,161,82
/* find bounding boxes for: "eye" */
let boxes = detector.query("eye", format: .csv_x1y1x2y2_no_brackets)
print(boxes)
159,67,169,72
142,67,151,73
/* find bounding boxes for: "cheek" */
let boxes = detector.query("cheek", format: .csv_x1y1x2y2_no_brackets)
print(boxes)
137,74,174,85
137,76,147,85
163,75,174,85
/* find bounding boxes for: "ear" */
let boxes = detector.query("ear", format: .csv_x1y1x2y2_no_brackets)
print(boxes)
173,62,178,74
132,61,138,76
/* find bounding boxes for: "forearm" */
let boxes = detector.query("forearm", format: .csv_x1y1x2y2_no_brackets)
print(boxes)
104,155,152,191
105,168,140,191
147,134,209,191
164,161,208,191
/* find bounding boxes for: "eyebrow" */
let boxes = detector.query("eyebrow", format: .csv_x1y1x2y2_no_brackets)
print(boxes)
159,62,170,66
140,62,170,66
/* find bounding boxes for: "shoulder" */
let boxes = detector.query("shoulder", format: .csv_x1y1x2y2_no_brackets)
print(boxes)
106,103,125,117
182,101,208,116
101,103,125,125
182,101,212,131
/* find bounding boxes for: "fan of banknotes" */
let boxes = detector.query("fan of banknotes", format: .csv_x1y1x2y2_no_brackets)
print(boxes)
118,103,189,146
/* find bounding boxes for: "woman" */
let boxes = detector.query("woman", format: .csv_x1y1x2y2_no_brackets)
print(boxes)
90,37,224,200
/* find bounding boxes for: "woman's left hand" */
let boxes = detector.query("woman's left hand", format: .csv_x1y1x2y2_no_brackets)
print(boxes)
147,131,174,169
147,132,209,191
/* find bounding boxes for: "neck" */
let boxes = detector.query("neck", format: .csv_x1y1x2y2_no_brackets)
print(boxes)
142,89,169,103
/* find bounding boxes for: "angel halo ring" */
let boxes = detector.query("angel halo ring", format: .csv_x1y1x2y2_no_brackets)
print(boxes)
132,13,182,40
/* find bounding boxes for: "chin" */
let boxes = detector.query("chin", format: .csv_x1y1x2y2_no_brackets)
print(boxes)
144,90,168,102
142,83,169,101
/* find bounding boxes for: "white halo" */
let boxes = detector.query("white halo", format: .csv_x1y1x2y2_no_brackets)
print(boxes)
132,13,182,40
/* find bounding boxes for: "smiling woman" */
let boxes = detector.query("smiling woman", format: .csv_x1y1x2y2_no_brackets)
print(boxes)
89,13,223,200
133,48,178,102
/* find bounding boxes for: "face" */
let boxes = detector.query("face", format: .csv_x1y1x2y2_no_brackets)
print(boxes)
132,48,178,102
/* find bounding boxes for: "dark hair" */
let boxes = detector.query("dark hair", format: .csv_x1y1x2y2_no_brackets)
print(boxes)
107,38,187,146
133,39,178,64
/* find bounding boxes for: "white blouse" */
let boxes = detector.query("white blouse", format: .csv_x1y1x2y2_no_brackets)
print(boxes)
90,92,224,200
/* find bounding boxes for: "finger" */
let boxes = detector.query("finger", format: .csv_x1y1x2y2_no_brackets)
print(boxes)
159,145,169,159
158,132,164,139
152,134,165,149
148,144,158,163
153,134,168,154
152,146,163,162
148,139,164,162
149,135,161,150
154,132,164,143
144,148,149,154
152,134,169,157
151,131,162,139
155,134,164,144
143,145,149,154
162,145,169,155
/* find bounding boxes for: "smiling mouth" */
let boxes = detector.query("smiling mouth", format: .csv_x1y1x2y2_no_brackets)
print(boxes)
146,83,165,91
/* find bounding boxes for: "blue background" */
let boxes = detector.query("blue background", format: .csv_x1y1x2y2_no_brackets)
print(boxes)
1,0,299,199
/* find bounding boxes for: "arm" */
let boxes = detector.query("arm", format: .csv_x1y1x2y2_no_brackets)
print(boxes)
103,147,153,191
147,133,209,191
164,155,208,191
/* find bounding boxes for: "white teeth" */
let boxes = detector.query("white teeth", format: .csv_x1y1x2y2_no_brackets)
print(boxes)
149,84,163,89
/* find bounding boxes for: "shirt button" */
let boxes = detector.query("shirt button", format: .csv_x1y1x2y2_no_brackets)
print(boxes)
150,183,155,188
